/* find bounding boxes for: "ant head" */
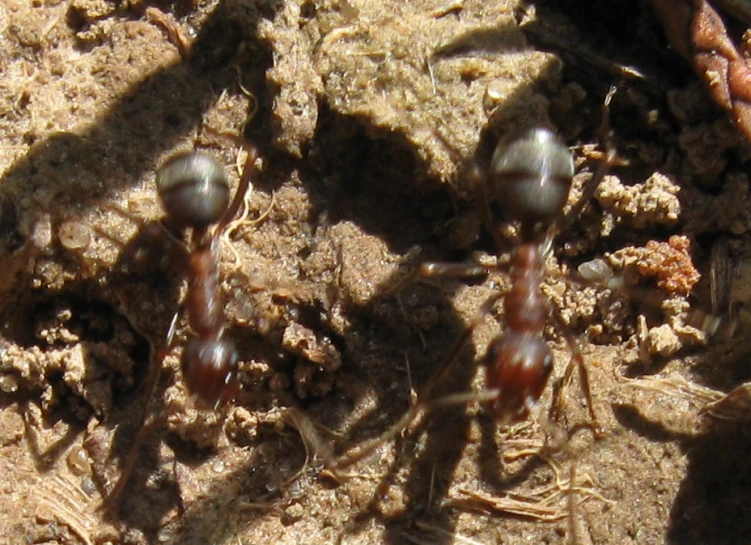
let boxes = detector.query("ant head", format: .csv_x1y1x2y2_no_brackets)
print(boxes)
490,128,574,233
181,337,240,406
156,151,231,230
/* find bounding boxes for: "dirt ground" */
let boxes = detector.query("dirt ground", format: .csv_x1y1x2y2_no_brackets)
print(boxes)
3,0,751,544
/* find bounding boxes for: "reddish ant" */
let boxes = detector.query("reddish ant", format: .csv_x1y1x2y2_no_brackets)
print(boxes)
102,143,258,506
330,94,617,470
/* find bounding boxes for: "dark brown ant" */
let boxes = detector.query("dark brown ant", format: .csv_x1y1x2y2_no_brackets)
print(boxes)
331,95,617,469
101,143,258,507
156,148,256,405
481,127,586,424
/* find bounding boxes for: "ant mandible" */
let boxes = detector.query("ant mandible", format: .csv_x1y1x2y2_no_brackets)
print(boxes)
332,92,617,469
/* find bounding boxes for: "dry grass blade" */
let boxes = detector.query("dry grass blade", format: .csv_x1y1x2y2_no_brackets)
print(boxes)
621,373,724,407
621,370,751,422
443,463,611,522
36,475,103,545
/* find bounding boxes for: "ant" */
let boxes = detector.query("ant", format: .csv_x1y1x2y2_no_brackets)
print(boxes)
330,92,617,470
155,147,257,405
102,142,258,506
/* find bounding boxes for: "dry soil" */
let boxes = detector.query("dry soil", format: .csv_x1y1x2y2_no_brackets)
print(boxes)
2,1,751,544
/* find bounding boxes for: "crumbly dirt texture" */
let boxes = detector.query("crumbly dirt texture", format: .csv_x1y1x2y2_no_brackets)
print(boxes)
2,1,751,544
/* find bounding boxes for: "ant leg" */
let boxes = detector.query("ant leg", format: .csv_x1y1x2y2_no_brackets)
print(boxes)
549,306,604,438
412,290,502,401
555,85,618,236
380,259,492,299
137,311,180,424
99,311,181,510
419,388,501,411
417,261,492,279
99,418,160,511
217,141,258,234
283,406,344,471
334,292,503,469
339,385,501,467
470,160,507,251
